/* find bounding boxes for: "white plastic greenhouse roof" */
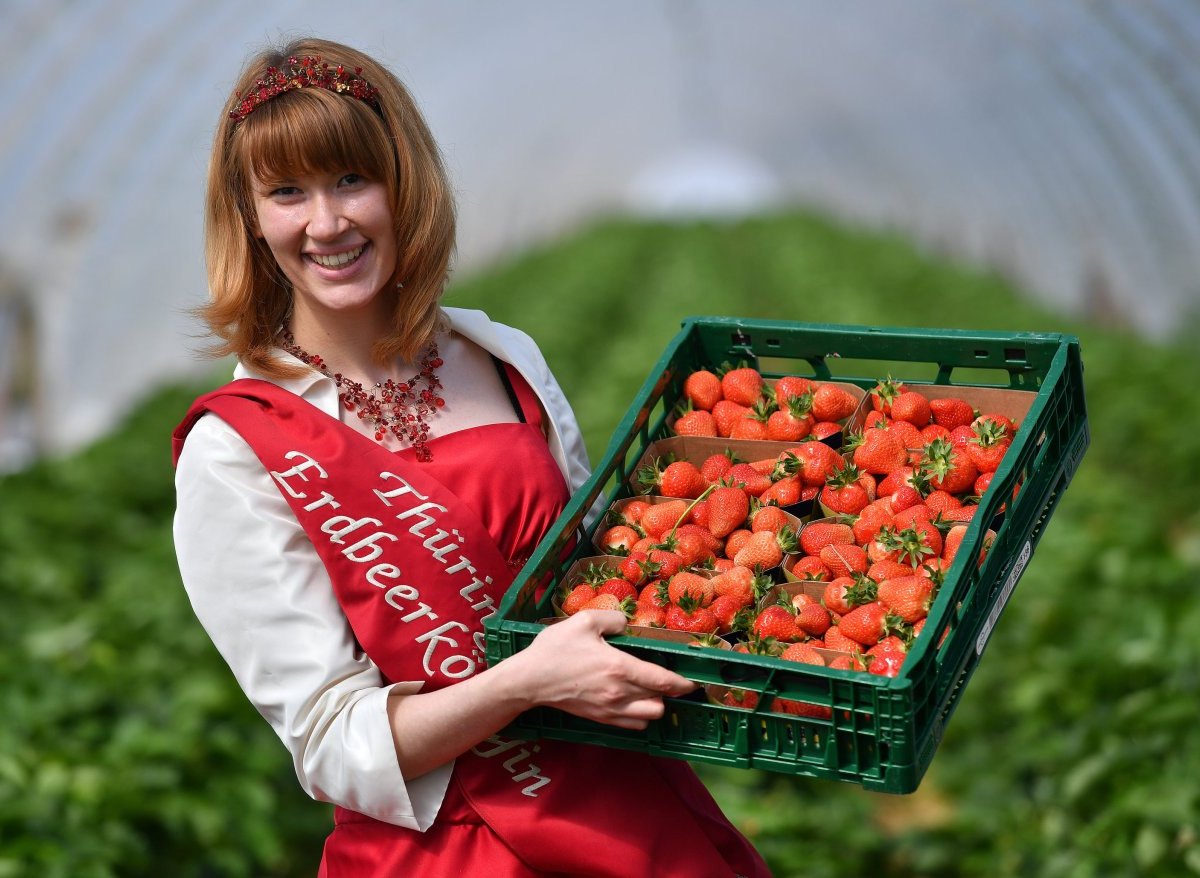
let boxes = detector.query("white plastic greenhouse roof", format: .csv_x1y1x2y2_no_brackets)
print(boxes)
2,1,1199,467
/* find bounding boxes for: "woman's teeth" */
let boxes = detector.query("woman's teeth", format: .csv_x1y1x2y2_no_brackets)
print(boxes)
311,246,364,268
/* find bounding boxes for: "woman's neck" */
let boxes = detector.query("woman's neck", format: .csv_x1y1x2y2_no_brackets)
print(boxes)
287,305,406,383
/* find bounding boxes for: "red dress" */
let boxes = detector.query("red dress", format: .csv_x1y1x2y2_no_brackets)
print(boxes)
174,366,770,878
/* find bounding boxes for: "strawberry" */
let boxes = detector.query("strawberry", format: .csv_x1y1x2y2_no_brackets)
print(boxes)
966,418,1011,473
794,602,832,637
799,521,855,557
885,419,925,454
929,396,975,430
867,559,913,583
819,543,868,578
581,592,633,614
752,604,801,642
896,523,943,568
811,421,843,441
889,390,932,427
924,489,963,517
729,409,771,440
629,604,667,628
789,555,831,581
726,463,773,497
667,571,715,606
672,530,713,567
869,376,907,414
973,413,1017,443
774,375,815,403
665,595,718,634
780,641,826,665
939,504,978,524
877,575,934,623
700,451,738,483
766,394,814,442
921,423,951,444
851,500,895,545
723,529,754,561
712,400,749,437
866,643,907,677
706,485,750,538
824,574,877,615
750,503,790,534
711,565,757,606
791,441,843,486
660,460,708,498
673,408,718,437
828,653,869,672
639,500,689,539
676,523,724,559
619,499,651,526
647,548,685,580
597,577,638,602
811,384,858,422
863,409,889,429
820,462,871,516
720,366,764,406
708,594,745,634
620,551,653,584
598,524,640,554
921,437,978,495
721,688,760,710
852,428,908,476
733,526,798,569
823,625,864,654
837,601,895,647
638,580,670,609
758,475,802,508
561,583,597,615
892,503,932,531
683,369,723,411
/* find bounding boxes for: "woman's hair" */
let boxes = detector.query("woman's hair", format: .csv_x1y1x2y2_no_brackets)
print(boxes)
202,37,456,375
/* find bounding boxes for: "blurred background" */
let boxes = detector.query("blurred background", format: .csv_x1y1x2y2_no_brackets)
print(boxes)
2,3,1199,877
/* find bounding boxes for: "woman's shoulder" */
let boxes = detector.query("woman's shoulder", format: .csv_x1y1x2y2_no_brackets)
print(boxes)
443,308,547,369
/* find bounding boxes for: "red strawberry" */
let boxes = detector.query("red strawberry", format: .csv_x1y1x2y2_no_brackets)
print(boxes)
597,577,638,602
665,595,718,634
867,559,913,583
700,451,738,483
598,524,640,553
711,565,757,606
752,604,801,642
811,384,858,422
683,369,723,411
774,375,815,403
929,396,975,430
647,548,684,580
973,413,1017,443
766,394,814,442
639,500,689,539
667,571,714,606
672,530,713,567
621,550,653,584
708,594,745,633
758,476,802,508
721,688,760,709
721,366,764,406
866,642,907,677
706,485,751,538
750,503,790,534
561,583,597,615
889,390,932,427
789,555,832,582
921,437,978,495
676,523,724,559
723,529,754,561
619,499,651,526
580,592,632,615
726,463,773,497
820,463,871,516
924,489,963,517
823,625,864,654
733,527,798,569
869,376,907,414
877,575,934,623
629,604,667,628
921,423,951,444
791,441,843,486
966,419,1011,473
673,409,717,437
780,641,826,665
852,429,908,476
637,580,670,609
851,501,895,545
794,602,832,637
828,653,869,672
712,400,749,437
799,521,855,557
823,574,877,615
811,421,843,441
837,601,893,646
819,543,868,578
730,410,771,440
660,460,708,498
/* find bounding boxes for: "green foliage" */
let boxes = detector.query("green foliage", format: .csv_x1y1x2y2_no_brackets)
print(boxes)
4,208,1199,875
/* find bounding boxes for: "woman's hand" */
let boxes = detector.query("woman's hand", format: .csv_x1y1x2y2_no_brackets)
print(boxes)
501,610,698,730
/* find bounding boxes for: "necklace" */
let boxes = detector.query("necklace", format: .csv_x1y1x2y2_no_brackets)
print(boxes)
279,329,445,461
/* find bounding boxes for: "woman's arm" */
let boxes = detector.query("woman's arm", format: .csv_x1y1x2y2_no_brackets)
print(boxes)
386,610,695,780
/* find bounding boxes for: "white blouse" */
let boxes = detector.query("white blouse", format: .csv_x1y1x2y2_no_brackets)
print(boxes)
173,308,592,830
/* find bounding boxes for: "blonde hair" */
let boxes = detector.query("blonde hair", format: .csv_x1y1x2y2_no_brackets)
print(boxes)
202,37,456,376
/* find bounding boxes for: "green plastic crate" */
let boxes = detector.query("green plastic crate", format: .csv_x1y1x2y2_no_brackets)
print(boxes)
485,317,1088,794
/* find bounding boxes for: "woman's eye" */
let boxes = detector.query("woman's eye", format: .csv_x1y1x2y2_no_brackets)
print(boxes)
339,173,364,187
272,185,300,197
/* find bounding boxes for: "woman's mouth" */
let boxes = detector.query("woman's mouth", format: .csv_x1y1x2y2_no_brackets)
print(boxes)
309,245,366,268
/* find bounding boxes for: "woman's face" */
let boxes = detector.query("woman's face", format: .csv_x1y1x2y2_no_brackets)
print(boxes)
252,169,397,323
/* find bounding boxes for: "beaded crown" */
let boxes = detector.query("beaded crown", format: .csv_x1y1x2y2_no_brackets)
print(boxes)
229,55,382,124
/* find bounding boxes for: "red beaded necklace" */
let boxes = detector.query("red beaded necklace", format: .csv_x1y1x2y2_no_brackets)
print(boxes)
279,330,445,461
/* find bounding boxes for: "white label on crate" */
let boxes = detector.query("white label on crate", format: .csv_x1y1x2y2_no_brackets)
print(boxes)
976,540,1032,656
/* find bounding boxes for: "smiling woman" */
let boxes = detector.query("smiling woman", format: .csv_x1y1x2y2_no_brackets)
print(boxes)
172,36,768,878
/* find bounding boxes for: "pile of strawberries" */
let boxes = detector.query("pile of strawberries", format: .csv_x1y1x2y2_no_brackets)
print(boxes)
557,367,1021,718
673,365,861,442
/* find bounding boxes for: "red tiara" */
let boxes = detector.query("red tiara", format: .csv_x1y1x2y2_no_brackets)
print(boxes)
229,55,382,124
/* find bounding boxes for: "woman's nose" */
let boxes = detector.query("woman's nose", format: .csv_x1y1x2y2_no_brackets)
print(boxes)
306,193,350,239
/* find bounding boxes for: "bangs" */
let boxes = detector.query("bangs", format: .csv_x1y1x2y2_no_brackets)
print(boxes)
234,89,395,187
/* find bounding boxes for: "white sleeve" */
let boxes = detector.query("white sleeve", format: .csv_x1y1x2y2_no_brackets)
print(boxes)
172,413,452,830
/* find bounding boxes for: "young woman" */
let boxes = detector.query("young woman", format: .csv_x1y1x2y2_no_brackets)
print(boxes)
173,37,769,877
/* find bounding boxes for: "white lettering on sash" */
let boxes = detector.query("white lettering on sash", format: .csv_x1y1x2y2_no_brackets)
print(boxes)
415,621,476,679
471,735,552,796
320,515,383,545
271,451,328,498
303,491,341,512
366,564,402,589
373,472,430,505
384,584,420,609
342,530,399,563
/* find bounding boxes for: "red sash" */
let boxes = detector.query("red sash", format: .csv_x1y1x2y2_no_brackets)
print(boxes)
174,379,769,878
